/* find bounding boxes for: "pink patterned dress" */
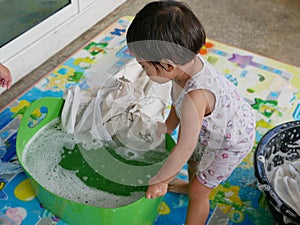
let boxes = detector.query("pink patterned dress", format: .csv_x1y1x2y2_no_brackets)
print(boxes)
172,55,256,188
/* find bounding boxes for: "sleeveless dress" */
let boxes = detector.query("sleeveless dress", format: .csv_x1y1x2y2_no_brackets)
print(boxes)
172,55,256,188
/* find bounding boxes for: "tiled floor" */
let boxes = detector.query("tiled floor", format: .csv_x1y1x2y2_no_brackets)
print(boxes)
1,0,299,109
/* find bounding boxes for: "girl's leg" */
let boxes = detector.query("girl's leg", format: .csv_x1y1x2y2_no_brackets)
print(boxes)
168,160,199,194
186,175,212,225
168,178,188,194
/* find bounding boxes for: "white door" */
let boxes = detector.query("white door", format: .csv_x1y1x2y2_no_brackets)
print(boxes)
0,0,127,92
0,0,78,62
78,0,97,11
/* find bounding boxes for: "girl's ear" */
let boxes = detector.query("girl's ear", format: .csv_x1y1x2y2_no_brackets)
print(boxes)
160,59,176,72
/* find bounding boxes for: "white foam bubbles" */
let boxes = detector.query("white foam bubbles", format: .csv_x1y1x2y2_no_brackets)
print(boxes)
22,119,144,208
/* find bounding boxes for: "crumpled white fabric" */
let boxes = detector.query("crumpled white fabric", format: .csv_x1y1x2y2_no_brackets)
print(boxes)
270,159,300,216
61,60,171,151
87,58,144,92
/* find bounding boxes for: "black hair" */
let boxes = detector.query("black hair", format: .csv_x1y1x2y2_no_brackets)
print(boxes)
126,0,206,65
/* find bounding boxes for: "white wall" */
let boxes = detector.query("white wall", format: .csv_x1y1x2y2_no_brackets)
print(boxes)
0,0,127,94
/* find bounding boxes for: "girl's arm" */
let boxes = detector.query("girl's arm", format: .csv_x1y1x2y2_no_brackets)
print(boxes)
157,104,179,137
165,104,180,134
149,89,209,186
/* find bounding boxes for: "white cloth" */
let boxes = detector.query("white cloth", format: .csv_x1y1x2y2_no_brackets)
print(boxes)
61,60,172,151
102,74,170,150
270,160,300,216
87,58,144,92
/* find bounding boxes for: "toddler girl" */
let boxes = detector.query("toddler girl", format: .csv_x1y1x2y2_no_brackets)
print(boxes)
126,1,256,225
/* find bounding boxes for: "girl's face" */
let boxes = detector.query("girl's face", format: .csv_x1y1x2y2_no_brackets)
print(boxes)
136,58,172,84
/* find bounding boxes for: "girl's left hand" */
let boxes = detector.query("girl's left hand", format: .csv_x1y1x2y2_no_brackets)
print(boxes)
146,182,168,199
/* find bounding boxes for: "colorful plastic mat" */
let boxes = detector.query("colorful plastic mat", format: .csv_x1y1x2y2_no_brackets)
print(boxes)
1,16,299,225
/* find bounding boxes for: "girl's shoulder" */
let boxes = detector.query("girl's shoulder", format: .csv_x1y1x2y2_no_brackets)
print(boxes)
187,55,236,92
185,62,218,91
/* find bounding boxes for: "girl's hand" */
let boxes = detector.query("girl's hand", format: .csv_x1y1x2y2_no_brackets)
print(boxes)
146,182,168,199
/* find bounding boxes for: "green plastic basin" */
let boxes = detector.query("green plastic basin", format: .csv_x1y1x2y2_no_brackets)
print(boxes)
16,97,176,225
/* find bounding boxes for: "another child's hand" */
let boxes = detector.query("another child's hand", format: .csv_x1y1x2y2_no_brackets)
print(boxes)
156,122,167,137
0,64,12,89
146,182,168,199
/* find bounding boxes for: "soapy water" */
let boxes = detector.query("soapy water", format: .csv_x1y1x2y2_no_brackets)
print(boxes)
264,127,300,176
112,138,169,164
22,119,170,208
255,122,300,223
